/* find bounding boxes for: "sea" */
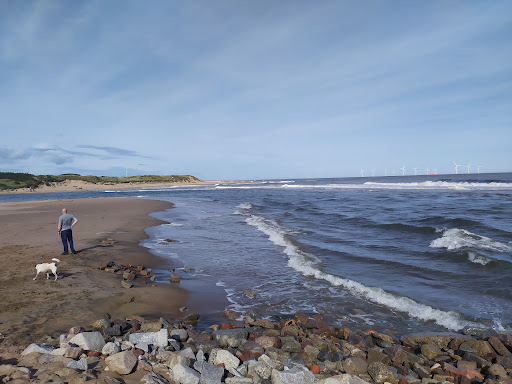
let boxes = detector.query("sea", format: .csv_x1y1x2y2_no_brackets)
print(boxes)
2,172,511,335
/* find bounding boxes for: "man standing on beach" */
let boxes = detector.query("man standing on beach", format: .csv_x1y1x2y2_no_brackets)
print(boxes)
58,208,78,255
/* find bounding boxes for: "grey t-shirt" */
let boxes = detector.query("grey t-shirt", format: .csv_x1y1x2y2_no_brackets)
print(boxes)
59,213,75,231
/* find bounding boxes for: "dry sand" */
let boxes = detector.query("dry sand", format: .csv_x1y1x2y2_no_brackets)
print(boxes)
0,179,222,194
0,198,187,359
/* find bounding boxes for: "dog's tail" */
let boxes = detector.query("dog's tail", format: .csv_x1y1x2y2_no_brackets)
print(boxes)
52,258,61,263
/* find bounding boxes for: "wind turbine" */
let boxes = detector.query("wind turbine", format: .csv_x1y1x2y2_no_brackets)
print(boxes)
466,163,471,174
453,162,462,174
413,167,417,176
433,168,437,175
360,168,365,177
476,165,483,174
372,169,375,177
400,165,406,176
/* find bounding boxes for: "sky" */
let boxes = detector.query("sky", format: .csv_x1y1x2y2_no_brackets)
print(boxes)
0,1,511,180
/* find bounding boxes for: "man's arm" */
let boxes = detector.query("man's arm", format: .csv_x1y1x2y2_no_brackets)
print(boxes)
57,221,62,234
71,217,78,228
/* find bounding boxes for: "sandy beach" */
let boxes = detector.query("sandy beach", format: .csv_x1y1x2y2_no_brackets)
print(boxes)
0,179,221,194
0,198,187,359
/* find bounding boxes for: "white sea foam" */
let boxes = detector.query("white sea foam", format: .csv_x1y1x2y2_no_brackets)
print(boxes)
245,214,476,331
468,252,493,265
280,181,512,191
430,228,512,253
237,203,253,210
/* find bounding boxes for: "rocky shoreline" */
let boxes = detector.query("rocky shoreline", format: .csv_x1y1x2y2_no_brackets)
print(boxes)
1,305,511,384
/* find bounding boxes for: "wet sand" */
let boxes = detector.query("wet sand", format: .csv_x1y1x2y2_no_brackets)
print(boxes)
0,198,188,359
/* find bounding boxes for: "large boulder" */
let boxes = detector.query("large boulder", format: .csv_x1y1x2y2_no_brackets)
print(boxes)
105,350,138,375
325,374,371,384
342,357,368,375
271,365,315,384
367,362,398,384
420,344,444,360
21,343,55,355
209,349,240,371
129,328,169,348
172,363,200,384
68,331,106,351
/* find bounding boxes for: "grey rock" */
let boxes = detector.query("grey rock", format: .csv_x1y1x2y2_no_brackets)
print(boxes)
325,374,371,384
283,356,307,369
121,280,133,289
66,357,88,371
487,363,507,377
102,342,121,356
367,348,391,365
421,344,444,360
209,348,240,371
123,271,136,280
342,357,368,375
68,331,106,351
271,365,315,384
142,372,171,384
384,346,409,364
225,378,253,384
129,328,169,348
412,363,430,379
213,329,248,347
367,362,398,384
105,350,138,375
172,363,200,384
198,361,224,384
21,343,55,355
180,347,196,359
281,339,302,353
172,329,189,342
196,349,206,362
255,361,273,379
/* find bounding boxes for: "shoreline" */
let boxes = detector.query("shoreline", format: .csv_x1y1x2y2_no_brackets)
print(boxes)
0,179,224,195
0,198,189,359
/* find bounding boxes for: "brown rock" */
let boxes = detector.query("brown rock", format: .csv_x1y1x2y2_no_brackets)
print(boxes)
255,335,281,349
384,346,409,364
402,335,456,349
170,272,181,282
105,350,138,375
488,337,511,357
64,347,84,359
486,363,507,378
459,339,494,357
252,319,275,329
444,365,484,380
421,344,444,360
343,356,368,375
121,280,133,289
183,312,199,326
457,360,477,370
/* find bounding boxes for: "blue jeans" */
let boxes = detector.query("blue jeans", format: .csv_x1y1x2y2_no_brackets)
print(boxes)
60,229,75,254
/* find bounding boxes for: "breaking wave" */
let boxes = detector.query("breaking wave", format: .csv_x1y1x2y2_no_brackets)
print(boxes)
244,214,477,331
430,228,512,253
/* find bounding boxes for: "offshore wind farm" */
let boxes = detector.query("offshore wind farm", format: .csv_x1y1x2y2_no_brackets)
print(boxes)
361,161,487,177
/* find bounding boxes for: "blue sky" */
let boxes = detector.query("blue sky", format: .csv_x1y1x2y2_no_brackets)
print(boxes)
0,1,510,180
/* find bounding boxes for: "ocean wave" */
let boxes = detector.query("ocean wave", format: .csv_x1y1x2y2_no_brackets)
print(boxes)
430,228,512,254
279,181,512,191
468,252,493,266
244,213,476,331
237,203,253,210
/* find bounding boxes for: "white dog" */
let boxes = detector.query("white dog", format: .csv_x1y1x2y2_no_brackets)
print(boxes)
33,258,60,281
